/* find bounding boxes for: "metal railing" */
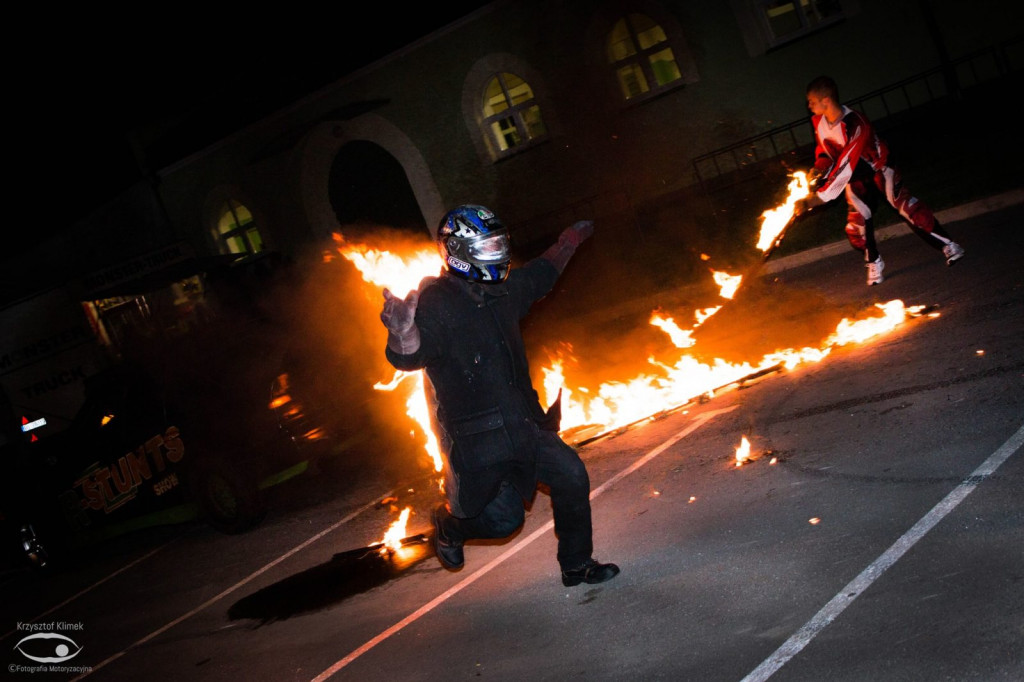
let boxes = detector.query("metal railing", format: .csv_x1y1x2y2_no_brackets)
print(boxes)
692,39,1022,195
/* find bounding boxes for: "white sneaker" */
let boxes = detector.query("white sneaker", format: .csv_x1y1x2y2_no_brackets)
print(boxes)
866,257,885,285
943,242,965,266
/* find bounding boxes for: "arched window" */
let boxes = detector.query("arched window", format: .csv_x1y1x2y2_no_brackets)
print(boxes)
215,200,264,255
607,13,683,101
482,72,547,156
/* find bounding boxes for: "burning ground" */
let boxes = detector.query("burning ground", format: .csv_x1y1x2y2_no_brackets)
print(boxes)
224,173,936,579
321,209,931,455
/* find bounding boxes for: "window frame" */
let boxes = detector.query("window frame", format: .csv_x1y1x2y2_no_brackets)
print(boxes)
732,0,857,55
481,71,548,160
755,0,845,48
462,54,557,166
606,12,686,103
214,199,264,257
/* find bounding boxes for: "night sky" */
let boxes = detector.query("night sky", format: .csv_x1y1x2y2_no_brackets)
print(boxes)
15,4,491,260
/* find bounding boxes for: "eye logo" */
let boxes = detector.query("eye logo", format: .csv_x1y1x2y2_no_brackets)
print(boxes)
13,632,83,663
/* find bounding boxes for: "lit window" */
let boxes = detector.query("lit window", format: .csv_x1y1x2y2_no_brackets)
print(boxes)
607,14,683,101
482,72,547,156
215,200,264,256
754,0,845,48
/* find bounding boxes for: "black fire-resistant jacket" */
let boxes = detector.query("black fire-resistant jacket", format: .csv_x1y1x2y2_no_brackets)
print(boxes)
384,258,560,516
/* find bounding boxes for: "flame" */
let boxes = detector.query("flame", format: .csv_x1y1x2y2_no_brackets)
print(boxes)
695,306,722,325
735,436,751,466
331,233,440,297
377,506,412,556
374,370,443,474
712,270,743,299
330,203,932,511
541,296,929,439
757,172,810,253
332,233,443,478
650,313,695,348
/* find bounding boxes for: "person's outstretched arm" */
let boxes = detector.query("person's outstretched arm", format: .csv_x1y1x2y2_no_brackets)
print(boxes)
541,220,594,274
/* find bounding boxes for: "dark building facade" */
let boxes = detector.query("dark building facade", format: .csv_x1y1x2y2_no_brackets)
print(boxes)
7,0,1023,299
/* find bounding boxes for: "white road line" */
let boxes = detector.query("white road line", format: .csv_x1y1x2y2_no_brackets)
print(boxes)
311,405,738,681
0,536,183,642
741,421,1024,682
73,492,393,680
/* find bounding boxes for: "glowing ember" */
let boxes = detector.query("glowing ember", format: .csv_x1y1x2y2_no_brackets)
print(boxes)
712,270,743,299
378,506,412,556
757,171,810,253
688,496,697,503
735,436,752,466
809,517,821,525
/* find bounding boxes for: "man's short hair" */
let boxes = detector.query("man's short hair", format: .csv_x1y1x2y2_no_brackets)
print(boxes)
807,75,839,102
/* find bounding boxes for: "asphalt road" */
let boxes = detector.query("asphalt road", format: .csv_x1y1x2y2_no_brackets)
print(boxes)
2,203,1022,681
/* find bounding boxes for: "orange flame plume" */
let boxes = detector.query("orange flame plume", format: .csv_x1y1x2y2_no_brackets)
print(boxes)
757,171,810,254
330,230,931,454
376,506,412,556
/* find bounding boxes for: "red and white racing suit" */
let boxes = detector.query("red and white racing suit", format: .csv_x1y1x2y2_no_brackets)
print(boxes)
811,106,950,261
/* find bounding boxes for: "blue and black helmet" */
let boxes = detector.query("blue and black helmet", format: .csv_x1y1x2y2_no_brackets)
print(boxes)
437,204,512,283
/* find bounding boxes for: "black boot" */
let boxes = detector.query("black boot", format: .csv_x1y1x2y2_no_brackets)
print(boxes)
431,504,464,570
561,558,620,586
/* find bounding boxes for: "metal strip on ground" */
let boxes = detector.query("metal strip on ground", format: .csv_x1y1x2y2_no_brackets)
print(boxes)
741,421,1024,682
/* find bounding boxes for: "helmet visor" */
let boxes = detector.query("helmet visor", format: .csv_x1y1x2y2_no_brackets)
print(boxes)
467,233,510,262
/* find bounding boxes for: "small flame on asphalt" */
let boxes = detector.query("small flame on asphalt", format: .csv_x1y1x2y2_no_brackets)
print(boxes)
735,436,752,466
378,507,412,557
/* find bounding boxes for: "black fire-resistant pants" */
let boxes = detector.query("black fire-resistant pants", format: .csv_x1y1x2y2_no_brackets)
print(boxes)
442,430,594,571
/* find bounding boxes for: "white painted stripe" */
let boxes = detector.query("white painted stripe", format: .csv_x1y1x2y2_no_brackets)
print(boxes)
741,421,1024,682
311,406,738,681
73,492,393,680
0,536,182,642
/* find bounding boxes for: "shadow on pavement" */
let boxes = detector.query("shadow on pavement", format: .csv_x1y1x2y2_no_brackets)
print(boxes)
227,534,432,625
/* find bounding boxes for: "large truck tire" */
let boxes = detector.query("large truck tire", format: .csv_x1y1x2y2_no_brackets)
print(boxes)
191,460,267,534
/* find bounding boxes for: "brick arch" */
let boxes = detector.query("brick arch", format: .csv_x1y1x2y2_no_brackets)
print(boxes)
299,113,446,239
